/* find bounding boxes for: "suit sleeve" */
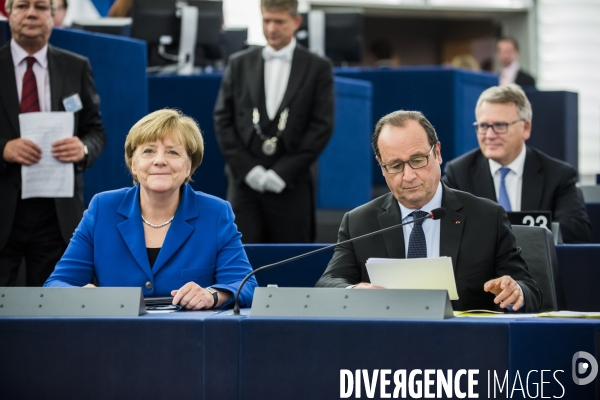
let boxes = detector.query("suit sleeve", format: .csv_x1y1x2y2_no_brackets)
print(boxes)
271,59,335,184
493,205,543,312
210,200,257,308
43,194,99,287
553,166,592,243
75,58,106,172
213,60,263,183
315,212,361,288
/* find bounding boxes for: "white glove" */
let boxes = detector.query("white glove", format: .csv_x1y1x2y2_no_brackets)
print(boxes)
244,165,268,193
264,169,286,193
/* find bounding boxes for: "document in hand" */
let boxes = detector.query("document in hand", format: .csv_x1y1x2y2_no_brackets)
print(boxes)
365,257,459,300
19,112,74,199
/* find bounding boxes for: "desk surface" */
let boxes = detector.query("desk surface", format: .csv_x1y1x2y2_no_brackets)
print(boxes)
1,312,598,399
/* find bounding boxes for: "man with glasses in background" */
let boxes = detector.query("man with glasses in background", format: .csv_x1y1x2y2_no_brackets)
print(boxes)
443,84,591,243
317,110,542,313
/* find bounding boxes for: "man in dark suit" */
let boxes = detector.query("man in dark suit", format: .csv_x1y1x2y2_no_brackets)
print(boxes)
316,110,542,313
497,37,535,87
0,0,106,286
443,84,591,243
214,0,334,243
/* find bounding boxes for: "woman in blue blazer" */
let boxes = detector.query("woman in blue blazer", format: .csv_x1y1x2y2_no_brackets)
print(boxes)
45,109,257,309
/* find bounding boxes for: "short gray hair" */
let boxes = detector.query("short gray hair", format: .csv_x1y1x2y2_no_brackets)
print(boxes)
6,0,57,15
261,0,298,17
372,110,439,159
476,84,532,120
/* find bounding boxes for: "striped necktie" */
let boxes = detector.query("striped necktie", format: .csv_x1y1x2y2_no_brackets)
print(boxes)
20,57,40,113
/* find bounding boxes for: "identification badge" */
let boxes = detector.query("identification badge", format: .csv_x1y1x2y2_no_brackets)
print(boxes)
62,93,83,113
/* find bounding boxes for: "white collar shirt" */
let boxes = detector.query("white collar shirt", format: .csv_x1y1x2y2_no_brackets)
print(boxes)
500,60,520,86
262,37,296,120
11,39,51,112
398,181,443,258
488,144,527,212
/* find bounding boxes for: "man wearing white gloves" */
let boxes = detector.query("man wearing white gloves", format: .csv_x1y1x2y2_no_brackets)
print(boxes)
214,0,334,243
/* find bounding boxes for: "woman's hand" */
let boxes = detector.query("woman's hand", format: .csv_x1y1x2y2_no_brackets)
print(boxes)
171,282,233,310
171,282,215,310
83,284,96,288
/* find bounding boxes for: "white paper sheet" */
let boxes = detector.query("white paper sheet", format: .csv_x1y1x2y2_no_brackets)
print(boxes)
366,257,459,300
19,112,75,199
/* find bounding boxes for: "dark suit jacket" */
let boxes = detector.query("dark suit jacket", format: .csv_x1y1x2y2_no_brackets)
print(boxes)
515,69,536,87
213,44,334,186
442,147,592,243
0,43,106,248
315,184,542,312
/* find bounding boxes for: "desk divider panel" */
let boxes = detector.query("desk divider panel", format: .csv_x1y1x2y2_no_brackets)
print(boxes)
251,287,454,319
0,287,145,317
244,244,334,288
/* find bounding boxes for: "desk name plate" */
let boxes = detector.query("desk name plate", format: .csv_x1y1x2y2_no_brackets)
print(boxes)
251,288,454,319
0,287,147,317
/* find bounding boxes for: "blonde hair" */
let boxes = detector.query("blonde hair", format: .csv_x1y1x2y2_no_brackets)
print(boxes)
451,54,480,71
476,84,532,120
125,109,204,185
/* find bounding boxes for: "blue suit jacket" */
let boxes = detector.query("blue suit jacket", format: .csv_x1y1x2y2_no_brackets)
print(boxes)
44,184,257,308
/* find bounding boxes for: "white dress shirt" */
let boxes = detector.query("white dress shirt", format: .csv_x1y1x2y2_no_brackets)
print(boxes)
500,60,520,86
488,145,527,212
398,181,443,258
11,39,51,112
262,38,296,120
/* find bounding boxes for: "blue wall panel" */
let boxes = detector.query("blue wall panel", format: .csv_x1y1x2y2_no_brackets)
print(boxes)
336,67,498,185
49,28,148,203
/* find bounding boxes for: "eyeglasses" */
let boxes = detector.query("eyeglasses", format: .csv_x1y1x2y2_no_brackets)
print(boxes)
473,119,525,135
379,144,436,174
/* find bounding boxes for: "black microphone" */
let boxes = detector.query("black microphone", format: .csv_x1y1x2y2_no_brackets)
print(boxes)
232,207,447,315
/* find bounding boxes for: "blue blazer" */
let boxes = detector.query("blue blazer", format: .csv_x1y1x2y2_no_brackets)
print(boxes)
44,184,257,308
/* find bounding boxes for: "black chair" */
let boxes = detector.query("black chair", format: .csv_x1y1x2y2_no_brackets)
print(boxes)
512,225,566,312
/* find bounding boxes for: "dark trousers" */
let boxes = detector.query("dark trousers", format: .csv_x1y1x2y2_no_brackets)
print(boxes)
0,198,67,286
228,174,314,244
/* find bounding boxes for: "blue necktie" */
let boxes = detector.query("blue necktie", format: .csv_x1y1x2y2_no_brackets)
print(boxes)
407,211,428,258
498,167,512,211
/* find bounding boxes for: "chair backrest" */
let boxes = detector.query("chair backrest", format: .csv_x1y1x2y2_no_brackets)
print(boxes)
512,225,566,312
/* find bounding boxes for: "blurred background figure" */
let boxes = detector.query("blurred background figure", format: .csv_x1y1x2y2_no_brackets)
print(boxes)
369,38,401,68
451,54,480,71
108,0,131,17
496,36,535,87
53,0,67,27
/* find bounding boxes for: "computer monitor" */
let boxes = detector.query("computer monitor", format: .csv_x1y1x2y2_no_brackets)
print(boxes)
295,10,363,66
130,0,179,67
130,0,223,72
325,11,363,66
188,0,223,68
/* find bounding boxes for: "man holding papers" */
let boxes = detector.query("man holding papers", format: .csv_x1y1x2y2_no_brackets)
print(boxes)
316,110,541,312
0,0,105,286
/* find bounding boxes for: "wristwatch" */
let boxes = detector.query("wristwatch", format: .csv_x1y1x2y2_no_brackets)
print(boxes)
206,287,218,309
